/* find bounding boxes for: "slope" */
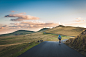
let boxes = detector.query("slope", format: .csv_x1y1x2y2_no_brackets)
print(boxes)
38,28,49,32
65,30,86,56
0,30,34,36
44,25,86,36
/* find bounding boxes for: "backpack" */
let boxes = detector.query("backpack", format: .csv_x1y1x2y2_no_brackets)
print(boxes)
58,35,61,39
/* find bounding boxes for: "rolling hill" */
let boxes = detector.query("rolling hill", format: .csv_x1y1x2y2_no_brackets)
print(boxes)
44,25,86,36
1,25,86,57
38,28,49,32
0,30,35,36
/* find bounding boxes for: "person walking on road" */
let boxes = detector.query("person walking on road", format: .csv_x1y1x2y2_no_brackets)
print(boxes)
58,35,62,44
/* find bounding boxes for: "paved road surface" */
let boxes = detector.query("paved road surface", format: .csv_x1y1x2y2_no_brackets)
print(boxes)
18,41,85,57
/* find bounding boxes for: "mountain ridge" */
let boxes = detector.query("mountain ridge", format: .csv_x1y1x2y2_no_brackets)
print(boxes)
44,25,86,36
38,28,49,32
0,30,35,36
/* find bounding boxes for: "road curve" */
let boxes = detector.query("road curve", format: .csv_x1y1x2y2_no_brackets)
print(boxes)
18,41,85,57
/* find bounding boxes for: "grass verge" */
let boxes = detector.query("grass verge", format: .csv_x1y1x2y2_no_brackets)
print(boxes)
43,33,70,41
0,42,39,57
0,32,71,57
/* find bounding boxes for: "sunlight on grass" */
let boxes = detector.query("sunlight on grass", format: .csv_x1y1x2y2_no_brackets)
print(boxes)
0,42,39,57
0,32,71,57
45,26,86,36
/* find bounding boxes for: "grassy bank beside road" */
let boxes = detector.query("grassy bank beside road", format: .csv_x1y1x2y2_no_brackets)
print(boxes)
0,42,39,57
65,30,86,56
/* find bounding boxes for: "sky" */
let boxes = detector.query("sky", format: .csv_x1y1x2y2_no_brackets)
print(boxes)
0,0,86,34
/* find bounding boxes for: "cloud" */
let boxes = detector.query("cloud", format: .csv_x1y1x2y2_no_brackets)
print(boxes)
74,17,85,22
10,21,59,28
5,13,39,21
76,17,83,20
0,25,8,29
2,25,8,27
65,22,86,27
19,12,26,14
0,28,18,34
21,21,58,26
66,23,80,25
0,27,4,29
74,20,85,22
11,11,15,13
0,24,3,27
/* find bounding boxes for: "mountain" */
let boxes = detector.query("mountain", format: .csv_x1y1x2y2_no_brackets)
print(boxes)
38,28,49,32
0,30,35,36
65,30,86,56
57,25,65,27
44,25,86,36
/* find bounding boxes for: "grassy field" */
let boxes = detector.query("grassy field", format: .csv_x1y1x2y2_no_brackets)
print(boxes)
43,33,70,41
45,26,86,36
1,25,85,57
0,31,71,57
0,42,39,57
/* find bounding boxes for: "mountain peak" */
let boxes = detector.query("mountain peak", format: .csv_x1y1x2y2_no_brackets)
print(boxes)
58,25,65,27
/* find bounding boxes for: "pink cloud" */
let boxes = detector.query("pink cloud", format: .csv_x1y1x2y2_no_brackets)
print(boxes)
10,21,59,28
65,23,86,26
19,12,26,14
74,20,85,22
0,25,8,29
0,21,59,34
0,27,4,29
73,17,85,22
76,17,83,20
0,29,18,35
0,24,3,27
5,13,39,21
11,11,15,13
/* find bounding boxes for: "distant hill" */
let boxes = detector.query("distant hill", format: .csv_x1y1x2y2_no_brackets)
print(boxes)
44,25,86,36
38,28,49,32
0,30,35,36
65,30,86,56
57,25,65,27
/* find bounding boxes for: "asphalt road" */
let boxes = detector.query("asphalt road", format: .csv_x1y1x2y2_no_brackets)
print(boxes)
18,41,85,57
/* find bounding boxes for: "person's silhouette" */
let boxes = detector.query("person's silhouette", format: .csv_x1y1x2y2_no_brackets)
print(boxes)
58,35,62,44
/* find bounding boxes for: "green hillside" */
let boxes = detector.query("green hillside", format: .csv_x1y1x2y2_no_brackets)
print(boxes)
38,28,49,32
0,32,60,57
44,25,86,36
0,30,34,36
0,26,86,57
